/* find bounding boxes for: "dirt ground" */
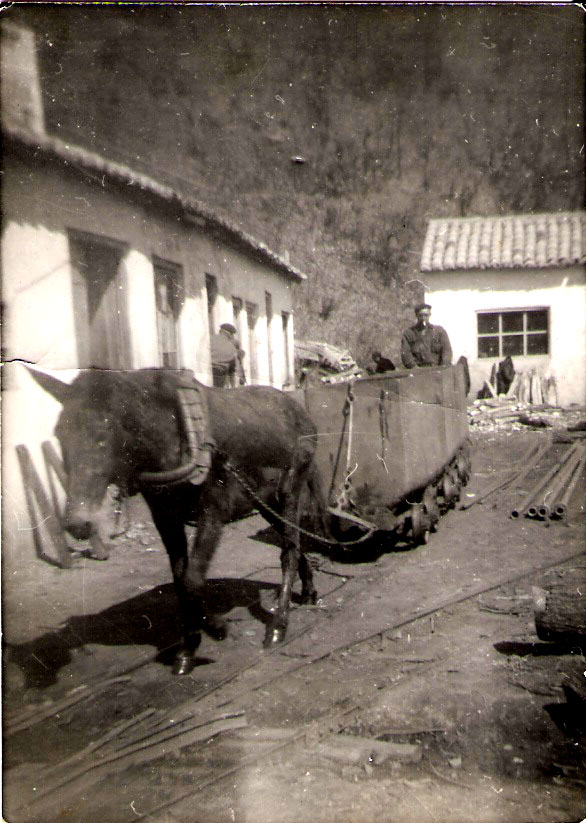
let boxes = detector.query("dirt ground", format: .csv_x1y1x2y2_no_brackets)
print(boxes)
2,426,585,823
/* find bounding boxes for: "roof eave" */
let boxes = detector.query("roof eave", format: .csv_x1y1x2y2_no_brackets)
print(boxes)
3,124,307,283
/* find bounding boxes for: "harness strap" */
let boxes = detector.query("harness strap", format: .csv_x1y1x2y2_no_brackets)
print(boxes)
138,371,215,489
176,375,216,486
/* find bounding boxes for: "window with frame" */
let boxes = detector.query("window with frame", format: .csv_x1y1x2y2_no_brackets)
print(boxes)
154,259,183,368
477,309,549,358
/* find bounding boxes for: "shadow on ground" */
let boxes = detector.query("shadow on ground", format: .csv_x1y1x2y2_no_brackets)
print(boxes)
6,577,280,689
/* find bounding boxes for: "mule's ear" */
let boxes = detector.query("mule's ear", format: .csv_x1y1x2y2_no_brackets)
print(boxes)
25,366,72,405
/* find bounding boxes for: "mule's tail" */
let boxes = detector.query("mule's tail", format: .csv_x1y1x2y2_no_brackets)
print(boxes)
300,462,332,549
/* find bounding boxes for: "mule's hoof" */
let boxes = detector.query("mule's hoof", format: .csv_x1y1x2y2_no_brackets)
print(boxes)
300,590,318,606
172,651,196,676
89,536,110,561
263,625,287,648
202,615,228,641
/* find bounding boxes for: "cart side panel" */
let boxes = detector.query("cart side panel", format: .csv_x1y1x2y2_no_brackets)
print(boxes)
302,363,468,517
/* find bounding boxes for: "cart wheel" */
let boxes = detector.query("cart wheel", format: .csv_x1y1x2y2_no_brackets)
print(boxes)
423,486,440,532
457,449,472,486
450,468,462,504
411,506,430,546
441,474,455,509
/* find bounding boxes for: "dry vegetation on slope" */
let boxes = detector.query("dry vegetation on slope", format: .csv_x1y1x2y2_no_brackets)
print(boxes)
16,4,585,365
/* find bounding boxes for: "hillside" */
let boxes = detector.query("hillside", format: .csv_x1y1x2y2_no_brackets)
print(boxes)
13,4,585,366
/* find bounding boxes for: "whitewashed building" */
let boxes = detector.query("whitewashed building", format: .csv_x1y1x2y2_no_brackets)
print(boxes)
1,21,304,560
420,213,586,407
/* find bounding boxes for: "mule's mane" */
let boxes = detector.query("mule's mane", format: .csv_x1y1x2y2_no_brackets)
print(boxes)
70,369,177,410
68,369,183,471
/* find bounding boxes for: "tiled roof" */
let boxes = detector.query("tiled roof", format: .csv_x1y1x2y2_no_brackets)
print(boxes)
4,124,306,282
421,212,586,272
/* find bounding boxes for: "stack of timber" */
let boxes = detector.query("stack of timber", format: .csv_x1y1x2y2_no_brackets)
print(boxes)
469,398,585,432
470,365,566,431
295,340,363,385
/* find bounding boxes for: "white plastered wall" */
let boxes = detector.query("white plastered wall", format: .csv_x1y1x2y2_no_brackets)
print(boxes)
2,153,298,558
423,267,586,407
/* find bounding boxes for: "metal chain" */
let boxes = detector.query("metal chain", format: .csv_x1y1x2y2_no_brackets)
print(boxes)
223,459,377,548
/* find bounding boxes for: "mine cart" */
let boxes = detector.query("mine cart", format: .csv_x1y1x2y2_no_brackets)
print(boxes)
298,360,471,546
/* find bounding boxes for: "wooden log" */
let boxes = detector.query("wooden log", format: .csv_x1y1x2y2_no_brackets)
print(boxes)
313,734,422,765
561,658,586,703
484,405,519,418
533,570,586,646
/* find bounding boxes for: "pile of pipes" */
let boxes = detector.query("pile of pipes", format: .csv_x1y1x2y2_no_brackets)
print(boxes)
511,441,585,521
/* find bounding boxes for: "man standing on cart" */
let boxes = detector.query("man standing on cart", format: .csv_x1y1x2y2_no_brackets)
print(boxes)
401,303,452,369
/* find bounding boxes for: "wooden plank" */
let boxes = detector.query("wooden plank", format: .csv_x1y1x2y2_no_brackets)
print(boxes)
13,713,248,819
482,379,498,398
15,444,72,568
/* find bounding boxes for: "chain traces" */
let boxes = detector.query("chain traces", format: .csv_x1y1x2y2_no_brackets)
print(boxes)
223,460,376,548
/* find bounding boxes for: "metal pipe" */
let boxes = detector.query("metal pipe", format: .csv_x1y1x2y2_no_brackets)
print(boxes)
551,448,586,520
536,446,583,519
512,439,552,489
511,445,575,519
526,446,580,519
461,440,541,512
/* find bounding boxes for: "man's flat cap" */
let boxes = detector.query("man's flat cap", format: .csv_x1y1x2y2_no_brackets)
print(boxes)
414,303,432,314
220,323,237,335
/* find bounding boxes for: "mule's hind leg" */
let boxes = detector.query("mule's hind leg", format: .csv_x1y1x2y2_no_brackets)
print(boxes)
298,471,324,604
264,456,313,648
298,553,317,605
188,500,228,643
264,539,302,648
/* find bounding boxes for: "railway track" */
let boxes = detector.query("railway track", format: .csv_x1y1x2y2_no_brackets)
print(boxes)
7,542,584,823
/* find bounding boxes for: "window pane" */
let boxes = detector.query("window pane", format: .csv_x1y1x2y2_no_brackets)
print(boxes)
478,313,498,334
502,335,524,356
502,312,523,333
527,309,548,332
527,333,549,354
478,336,499,357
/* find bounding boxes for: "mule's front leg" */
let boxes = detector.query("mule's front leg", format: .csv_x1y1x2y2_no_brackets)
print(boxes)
144,493,203,676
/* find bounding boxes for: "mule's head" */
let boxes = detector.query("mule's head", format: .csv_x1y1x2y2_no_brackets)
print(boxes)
55,404,124,540
27,367,133,541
